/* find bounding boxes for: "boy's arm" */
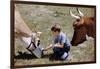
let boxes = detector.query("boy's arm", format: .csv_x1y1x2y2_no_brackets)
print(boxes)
54,43,64,48
43,44,53,51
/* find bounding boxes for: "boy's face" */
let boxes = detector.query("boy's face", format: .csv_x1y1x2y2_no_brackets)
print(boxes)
52,31,59,36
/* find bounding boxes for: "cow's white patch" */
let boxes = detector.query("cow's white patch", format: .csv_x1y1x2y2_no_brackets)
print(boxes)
21,37,31,47
21,37,35,50
86,34,94,40
21,32,37,50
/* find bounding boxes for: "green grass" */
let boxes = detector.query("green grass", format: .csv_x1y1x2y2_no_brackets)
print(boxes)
14,4,95,66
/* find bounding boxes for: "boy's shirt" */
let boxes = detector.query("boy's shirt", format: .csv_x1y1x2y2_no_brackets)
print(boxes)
53,32,71,48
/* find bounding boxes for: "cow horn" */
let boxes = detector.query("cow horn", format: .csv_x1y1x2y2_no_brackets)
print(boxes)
77,8,84,16
70,10,80,19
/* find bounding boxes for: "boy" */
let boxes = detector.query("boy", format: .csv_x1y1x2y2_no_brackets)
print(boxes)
43,24,71,60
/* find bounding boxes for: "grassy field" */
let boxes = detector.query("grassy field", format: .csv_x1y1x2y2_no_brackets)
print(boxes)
14,4,95,66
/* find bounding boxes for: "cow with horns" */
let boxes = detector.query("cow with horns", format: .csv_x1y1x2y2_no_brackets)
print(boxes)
70,8,96,46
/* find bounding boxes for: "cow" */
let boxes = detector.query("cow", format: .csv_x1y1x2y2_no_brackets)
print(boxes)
15,5,42,56
70,8,96,46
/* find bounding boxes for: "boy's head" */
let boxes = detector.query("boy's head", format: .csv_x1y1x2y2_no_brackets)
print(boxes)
51,24,61,36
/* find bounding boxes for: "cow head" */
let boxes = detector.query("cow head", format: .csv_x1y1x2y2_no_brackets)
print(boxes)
31,32,42,48
21,32,42,50
70,9,87,46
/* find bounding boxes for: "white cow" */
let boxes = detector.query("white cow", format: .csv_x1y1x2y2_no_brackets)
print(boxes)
15,5,42,57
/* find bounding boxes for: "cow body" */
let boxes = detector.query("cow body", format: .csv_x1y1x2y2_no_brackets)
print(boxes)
83,17,96,38
15,6,42,53
70,9,96,46
15,9,32,38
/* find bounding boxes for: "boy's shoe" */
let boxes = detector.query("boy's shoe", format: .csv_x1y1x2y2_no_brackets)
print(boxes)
61,52,69,61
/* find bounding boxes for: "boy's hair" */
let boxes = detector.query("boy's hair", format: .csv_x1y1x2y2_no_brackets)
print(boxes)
51,24,61,32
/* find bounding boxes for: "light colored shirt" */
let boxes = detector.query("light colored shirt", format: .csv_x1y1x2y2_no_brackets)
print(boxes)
54,32,71,47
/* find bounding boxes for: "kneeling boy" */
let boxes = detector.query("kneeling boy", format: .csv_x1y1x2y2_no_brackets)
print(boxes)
43,24,71,60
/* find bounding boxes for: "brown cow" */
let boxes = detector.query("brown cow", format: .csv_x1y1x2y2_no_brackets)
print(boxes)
70,8,96,46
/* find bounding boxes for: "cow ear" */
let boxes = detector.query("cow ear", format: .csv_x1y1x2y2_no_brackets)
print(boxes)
36,32,42,37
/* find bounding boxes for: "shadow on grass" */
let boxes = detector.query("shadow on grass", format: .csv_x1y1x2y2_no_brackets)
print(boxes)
15,51,52,60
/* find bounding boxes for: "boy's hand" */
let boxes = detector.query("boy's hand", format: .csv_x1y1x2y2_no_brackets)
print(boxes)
42,48,46,51
49,44,53,47
54,43,59,47
43,44,53,51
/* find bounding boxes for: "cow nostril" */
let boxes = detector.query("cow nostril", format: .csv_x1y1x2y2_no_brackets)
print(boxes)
71,40,78,46
73,26,76,30
73,22,78,26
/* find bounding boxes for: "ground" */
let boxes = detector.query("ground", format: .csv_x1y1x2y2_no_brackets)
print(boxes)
14,4,95,66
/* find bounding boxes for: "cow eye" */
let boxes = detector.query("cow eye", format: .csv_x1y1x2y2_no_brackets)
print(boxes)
76,19,80,22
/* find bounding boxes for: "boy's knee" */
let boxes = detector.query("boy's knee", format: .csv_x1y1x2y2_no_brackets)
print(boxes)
53,47,64,56
53,47,61,53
